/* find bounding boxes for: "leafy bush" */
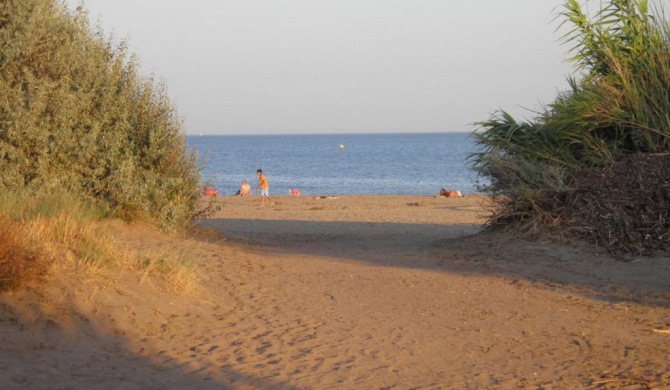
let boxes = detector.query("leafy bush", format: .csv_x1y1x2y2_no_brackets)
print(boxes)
0,0,201,229
470,0,670,254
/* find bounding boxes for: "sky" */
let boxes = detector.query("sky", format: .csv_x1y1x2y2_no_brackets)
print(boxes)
63,1,576,135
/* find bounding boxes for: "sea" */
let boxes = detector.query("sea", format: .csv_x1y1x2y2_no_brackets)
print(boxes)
187,132,485,196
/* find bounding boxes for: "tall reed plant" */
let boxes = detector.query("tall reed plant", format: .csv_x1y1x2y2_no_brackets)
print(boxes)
470,0,670,237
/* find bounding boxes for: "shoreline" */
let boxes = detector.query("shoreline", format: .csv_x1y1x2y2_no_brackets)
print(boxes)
190,132,481,198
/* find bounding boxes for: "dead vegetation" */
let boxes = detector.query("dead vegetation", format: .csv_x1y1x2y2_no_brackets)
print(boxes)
0,217,49,291
562,154,670,255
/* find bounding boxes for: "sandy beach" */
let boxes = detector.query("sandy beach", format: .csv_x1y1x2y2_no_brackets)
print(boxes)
1,194,669,389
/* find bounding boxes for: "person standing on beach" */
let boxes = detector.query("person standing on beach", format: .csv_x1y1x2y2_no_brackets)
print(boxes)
256,169,273,206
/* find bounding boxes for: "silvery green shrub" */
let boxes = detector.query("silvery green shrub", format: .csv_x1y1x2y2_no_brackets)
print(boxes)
0,0,201,229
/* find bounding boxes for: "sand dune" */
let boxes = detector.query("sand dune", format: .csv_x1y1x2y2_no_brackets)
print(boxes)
1,195,669,389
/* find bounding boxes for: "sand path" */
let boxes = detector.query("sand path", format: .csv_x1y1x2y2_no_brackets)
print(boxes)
1,195,669,389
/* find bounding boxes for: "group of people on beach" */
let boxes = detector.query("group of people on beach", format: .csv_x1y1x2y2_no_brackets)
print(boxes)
235,169,273,206
235,169,301,206
229,170,461,205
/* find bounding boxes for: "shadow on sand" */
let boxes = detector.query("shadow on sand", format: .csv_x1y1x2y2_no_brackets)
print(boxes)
198,217,670,309
0,285,303,390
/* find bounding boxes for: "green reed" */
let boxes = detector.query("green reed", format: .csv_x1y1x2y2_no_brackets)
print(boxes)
470,0,670,233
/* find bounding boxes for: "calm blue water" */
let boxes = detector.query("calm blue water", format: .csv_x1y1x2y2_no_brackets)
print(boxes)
187,133,483,196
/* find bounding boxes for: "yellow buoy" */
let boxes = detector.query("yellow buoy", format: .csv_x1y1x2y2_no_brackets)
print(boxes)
339,144,345,149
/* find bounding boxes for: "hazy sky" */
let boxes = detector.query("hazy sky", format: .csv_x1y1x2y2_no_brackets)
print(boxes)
64,1,575,135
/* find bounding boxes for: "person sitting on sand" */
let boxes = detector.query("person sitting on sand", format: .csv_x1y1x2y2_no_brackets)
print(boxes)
238,179,252,196
439,188,463,198
288,188,301,196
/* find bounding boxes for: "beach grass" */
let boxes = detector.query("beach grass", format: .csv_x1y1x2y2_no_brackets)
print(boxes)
0,192,203,296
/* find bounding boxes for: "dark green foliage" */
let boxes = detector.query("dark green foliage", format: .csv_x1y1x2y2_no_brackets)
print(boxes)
0,0,201,229
470,0,670,254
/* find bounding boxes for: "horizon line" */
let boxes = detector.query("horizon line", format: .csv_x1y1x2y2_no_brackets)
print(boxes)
186,130,475,137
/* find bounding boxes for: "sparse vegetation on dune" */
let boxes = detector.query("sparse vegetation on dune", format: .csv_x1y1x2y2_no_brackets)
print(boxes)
0,193,204,294
0,217,44,291
471,0,670,255
0,0,203,290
